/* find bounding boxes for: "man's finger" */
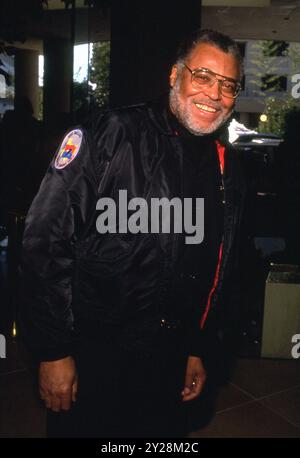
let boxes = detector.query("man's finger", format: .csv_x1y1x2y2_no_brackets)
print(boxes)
50,395,63,412
40,387,51,406
72,377,78,403
184,371,194,390
182,375,205,401
60,390,73,411
44,396,52,409
181,386,191,395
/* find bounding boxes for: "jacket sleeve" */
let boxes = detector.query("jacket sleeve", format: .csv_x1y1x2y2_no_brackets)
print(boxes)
20,127,99,362
186,314,215,359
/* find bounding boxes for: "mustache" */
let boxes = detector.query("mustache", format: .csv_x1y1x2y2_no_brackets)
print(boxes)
192,99,223,111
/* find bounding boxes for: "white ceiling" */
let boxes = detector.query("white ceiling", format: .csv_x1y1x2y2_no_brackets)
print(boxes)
202,4,300,41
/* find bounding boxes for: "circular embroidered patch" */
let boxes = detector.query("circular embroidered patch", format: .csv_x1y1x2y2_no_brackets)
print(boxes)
55,129,83,169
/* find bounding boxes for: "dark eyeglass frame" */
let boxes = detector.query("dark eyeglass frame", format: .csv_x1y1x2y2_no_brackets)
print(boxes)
183,64,241,99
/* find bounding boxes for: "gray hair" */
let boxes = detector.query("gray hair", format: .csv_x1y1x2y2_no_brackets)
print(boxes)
176,29,244,77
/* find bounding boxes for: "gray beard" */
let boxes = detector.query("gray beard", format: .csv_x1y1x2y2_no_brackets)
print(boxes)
169,83,233,136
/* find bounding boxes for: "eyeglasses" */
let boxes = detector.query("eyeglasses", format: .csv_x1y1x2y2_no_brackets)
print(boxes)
183,64,241,99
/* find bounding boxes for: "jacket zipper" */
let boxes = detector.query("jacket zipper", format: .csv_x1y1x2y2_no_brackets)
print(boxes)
200,140,225,329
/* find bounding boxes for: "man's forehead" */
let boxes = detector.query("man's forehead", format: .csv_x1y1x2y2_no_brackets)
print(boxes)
186,43,240,79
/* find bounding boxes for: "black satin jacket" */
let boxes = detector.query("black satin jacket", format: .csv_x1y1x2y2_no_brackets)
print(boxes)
21,97,246,362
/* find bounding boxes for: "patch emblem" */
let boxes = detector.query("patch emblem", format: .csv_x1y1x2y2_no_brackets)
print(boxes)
55,129,83,169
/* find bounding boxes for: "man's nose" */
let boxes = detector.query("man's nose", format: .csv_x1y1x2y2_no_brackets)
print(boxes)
203,80,222,100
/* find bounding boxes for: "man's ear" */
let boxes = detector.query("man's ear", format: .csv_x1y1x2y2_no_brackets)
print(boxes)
169,65,178,88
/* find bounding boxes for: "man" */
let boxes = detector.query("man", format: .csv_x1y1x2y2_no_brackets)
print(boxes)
21,29,245,437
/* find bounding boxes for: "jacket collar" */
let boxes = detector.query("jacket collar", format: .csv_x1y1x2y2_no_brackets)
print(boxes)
147,95,175,136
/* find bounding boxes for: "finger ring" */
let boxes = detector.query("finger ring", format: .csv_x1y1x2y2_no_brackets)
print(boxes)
192,381,196,386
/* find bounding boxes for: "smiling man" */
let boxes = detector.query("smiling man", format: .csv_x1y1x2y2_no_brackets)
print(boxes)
169,36,241,135
21,29,245,438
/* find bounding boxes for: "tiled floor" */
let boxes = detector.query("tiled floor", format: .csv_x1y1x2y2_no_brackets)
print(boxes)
0,337,299,438
0,339,45,438
188,358,300,438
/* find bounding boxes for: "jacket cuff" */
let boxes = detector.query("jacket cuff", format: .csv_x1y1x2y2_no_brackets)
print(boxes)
33,343,74,363
187,330,205,358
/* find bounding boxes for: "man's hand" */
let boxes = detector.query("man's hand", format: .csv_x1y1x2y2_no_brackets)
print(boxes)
39,356,78,412
181,355,206,402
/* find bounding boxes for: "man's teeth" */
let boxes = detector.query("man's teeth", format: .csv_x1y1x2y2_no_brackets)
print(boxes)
195,103,217,113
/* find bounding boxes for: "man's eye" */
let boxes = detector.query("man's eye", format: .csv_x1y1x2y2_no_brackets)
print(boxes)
222,81,236,92
194,73,211,84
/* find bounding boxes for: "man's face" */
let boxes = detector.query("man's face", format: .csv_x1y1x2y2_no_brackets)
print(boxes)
169,43,240,135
